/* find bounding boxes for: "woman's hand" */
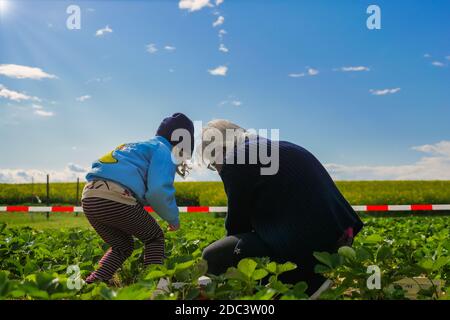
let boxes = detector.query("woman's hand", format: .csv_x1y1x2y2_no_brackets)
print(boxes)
168,223,180,231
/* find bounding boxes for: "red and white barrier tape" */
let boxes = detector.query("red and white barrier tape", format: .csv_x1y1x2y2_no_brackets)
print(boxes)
0,206,228,213
0,204,450,213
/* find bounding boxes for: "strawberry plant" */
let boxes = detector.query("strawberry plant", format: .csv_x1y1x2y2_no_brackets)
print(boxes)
0,214,449,300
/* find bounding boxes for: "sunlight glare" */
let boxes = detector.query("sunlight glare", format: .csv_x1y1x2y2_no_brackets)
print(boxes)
0,0,9,14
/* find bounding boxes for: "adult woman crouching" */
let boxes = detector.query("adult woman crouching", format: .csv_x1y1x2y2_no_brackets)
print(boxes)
198,119,364,295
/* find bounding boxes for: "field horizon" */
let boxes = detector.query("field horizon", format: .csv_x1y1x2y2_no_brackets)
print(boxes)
1,180,450,206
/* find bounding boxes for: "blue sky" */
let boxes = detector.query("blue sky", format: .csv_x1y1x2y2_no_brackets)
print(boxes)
0,0,449,182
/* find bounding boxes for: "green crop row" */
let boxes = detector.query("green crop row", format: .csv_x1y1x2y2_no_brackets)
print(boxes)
1,180,450,206
1,215,449,300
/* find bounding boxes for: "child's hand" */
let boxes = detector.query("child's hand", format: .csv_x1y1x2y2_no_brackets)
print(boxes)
168,223,180,231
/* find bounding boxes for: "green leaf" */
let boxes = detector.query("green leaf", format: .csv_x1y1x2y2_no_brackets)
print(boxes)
174,269,191,282
313,252,333,268
0,271,11,297
338,246,356,262
276,262,297,274
115,285,151,300
418,259,434,271
174,260,195,271
50,292,77,299
191,259,208,279
314,264,331,274
376,246,392,261
266,262,277,274
144,270,166,281
9,289,26,298
363,234,384,244
0,271,9,284
252,269,269,281
185,288,200,300
268,276,289,293
433,256,450,271
290,281,309,299
99,286,117,300
224,268,248,282
34,273,59,291
250,288,277,300
237,259,258,278
30,290,50,299
356,247,372,261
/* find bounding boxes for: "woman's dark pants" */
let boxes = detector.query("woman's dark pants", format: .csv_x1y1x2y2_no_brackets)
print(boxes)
202,232,328,295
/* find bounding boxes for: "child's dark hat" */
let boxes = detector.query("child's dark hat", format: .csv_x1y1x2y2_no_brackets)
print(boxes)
156,113,194,154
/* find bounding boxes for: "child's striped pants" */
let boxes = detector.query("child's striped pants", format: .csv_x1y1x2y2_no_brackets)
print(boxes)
81,197,164,283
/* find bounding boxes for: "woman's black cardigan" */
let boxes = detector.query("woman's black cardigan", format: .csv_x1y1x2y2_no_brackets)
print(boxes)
218,138,364,262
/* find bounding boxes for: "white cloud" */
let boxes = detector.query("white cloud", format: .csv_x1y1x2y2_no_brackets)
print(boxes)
86,76,111,84
31,103,54,117
0,163,89,183
288,73,305,78
411,141,450,157
213,15,225,27
164,45,176,52
0,64,57,80
146,43,158,54
44,141,450,181
216,0,224,6
339,66,370,72
179,0,212,12
431,61,445,67
219,43,229,53
76,95,91,102
325,140,450,180
289,67,318,77
5,141,449,182
219,97,242,107
208,65,228,76
34,109,54,117
67,162,86,173
218,29,227,38
0,84,40,102
423,53,431,58
95,25,112,37
369,88,401,96
307,68,319,76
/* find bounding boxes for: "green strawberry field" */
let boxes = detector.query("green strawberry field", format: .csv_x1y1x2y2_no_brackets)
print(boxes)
0,181,450,300
1,215,450,300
